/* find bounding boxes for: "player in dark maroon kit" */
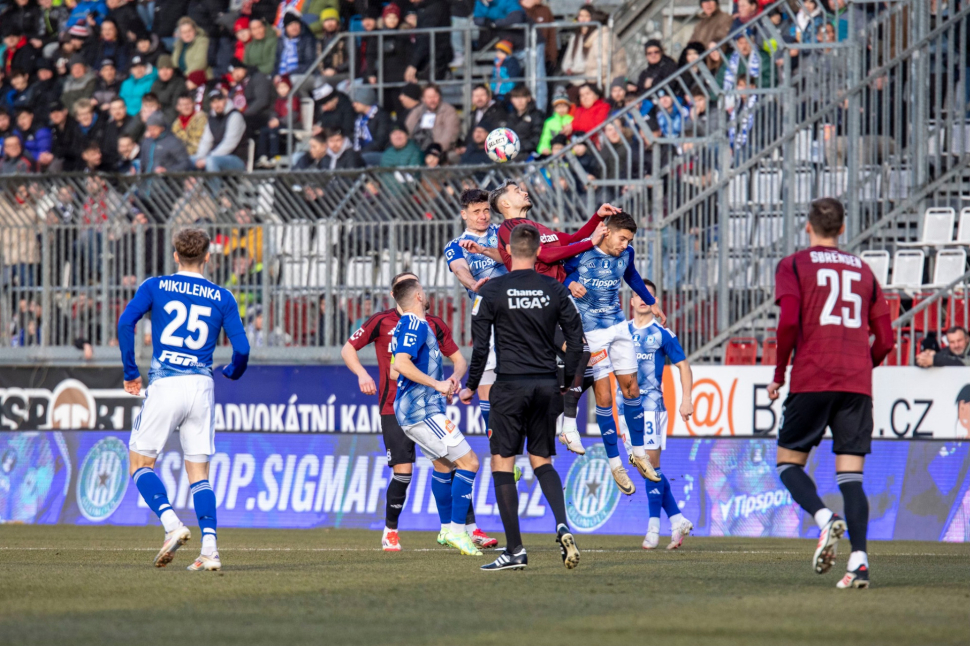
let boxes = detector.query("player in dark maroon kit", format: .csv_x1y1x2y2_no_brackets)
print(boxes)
340,271,497,552
767,198,894,589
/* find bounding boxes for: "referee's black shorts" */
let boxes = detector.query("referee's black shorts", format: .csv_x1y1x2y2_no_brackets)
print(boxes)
489,377,563,458
778,391,873,456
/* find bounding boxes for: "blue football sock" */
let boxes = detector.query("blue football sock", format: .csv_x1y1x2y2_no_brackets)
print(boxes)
430,470,453,525
596,406,620,459
133,467,173,518
659,471,681,518
191,479,217,549
647,474,663,520
622,396,645,447
480,401,490,431
450,469,477,527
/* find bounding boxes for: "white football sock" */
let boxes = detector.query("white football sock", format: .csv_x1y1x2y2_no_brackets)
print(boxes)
451,522,466,535
561,415,578,435
669,513,685,527
847,551,869,570
608,456,622,470
814,508,834,529
201,535,217,557
647,517,660,534
383,526,394,536
160,509,181,534
465,523,478,533
440,523,450,533
632,446,646,458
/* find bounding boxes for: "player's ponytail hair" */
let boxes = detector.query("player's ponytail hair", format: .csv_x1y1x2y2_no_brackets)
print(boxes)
173,228,211,265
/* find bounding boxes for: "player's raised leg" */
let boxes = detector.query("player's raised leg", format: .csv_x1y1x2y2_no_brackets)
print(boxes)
592,376,635,494
614,372,659,482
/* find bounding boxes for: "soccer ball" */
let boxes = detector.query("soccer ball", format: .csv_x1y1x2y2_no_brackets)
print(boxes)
485,128,520,163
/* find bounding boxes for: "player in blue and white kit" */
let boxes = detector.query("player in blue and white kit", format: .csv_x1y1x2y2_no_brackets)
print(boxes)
618,283,695,550
562,212,666,495
444,188,507,433
389,277,483,557
118,229,250,571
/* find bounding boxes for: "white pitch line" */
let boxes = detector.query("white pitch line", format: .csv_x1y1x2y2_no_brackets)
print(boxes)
0,547,957,557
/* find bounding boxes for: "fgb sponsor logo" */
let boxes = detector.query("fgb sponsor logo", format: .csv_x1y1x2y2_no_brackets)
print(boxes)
159,350,201,366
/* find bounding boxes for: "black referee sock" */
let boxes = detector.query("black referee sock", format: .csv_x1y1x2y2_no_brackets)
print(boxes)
385,473,411,530
534,463,568,528
493,471,522,552
776,463,826,516
837,472,868,554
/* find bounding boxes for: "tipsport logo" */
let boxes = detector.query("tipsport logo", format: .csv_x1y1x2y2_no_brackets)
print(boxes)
564,444,621,533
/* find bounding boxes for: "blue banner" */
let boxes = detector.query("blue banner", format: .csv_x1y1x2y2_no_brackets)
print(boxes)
2,431,968,542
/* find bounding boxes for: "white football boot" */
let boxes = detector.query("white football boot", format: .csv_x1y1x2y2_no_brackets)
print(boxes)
153,525,191,568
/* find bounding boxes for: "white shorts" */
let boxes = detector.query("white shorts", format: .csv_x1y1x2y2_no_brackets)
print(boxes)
401,413,472,462
586,321,638,382
129,374,216,459
480,330,497,386
619,409,668,451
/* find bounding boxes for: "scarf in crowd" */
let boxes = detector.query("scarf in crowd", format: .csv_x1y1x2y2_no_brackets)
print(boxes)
655,100,686,138
723,48,760,92
353,105,378,151
280,37,299,75
728,94,758,149
177,112,196,129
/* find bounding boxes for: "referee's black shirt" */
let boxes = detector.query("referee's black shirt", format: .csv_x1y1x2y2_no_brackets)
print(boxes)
466,269,585,390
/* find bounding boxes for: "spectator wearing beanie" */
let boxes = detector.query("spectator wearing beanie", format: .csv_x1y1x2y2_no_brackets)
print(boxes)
351,85,392,166
3,24,40,76
637,39,677,93
490,40,521,99
243,17,278,76
171,17,210,79
185,70,208,110
373,4,410,91
423,142,443,167
172,91,207,156
396,82,422,128
14,107,51,163
274,0,308,31
381,125,423,167
314,87,356,139
319,8,349,80
61,54,97,111
538,88,572,154
306,0,341,38
119,55,158,116
233,18,252,64
151,55,186,124
275,11,317,80
92,59,121,109
133,32,163,67
140,109,191,173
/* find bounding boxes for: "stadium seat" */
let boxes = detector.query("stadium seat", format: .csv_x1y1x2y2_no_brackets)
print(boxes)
281,259,308,287
724,337,758,365
411,255,437,286
956,207,970,244
794,129,815,162
728,175,748,208
888,250,925,289
887,169,912,200
761,337,777,366
379,254,406,286
819,168,848,198
898,207,955,247
753,170,782,204
911,292,942,333
884,292,901,321
793,170,813,205
860,250,890,286
946,296,969,330
306,258,340,288
929,248,966,287
345,257,375,287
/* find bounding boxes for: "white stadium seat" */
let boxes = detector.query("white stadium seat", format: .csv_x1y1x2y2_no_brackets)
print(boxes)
930,249,967,287
860,250,890,286
889,249,925,289
899,207,955,247
411,255,437,286
956,207,970,244
345,257,375,287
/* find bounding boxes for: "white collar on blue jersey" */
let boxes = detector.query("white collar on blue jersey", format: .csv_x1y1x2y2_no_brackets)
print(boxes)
176,271,205,278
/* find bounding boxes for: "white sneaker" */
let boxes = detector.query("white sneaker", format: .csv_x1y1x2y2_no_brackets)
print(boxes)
449,55,465,68
557,414,586,455
153,524,191,568
668,519,693,550
382,530,402,552
642,531,659,550
187,552,221,571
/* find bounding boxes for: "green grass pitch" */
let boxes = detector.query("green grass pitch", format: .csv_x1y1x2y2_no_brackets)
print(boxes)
0,526,967,646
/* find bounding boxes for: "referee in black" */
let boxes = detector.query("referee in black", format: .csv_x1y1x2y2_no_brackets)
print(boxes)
459,224,586,571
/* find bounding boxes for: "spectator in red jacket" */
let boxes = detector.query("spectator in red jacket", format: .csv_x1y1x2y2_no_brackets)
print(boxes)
564,83,609,145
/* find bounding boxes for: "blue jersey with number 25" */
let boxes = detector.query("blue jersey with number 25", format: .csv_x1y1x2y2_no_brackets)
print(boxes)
118,271,250,384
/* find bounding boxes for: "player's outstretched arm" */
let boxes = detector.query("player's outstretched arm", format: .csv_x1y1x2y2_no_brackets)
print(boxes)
675,360,694,422
557,203,620,245
768,294,800,400
535,222,608,267
220,297,251,380
448,257,487,294
118,281,153,394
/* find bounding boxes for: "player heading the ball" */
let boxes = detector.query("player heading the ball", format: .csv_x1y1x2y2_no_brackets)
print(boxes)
118,228,250,571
